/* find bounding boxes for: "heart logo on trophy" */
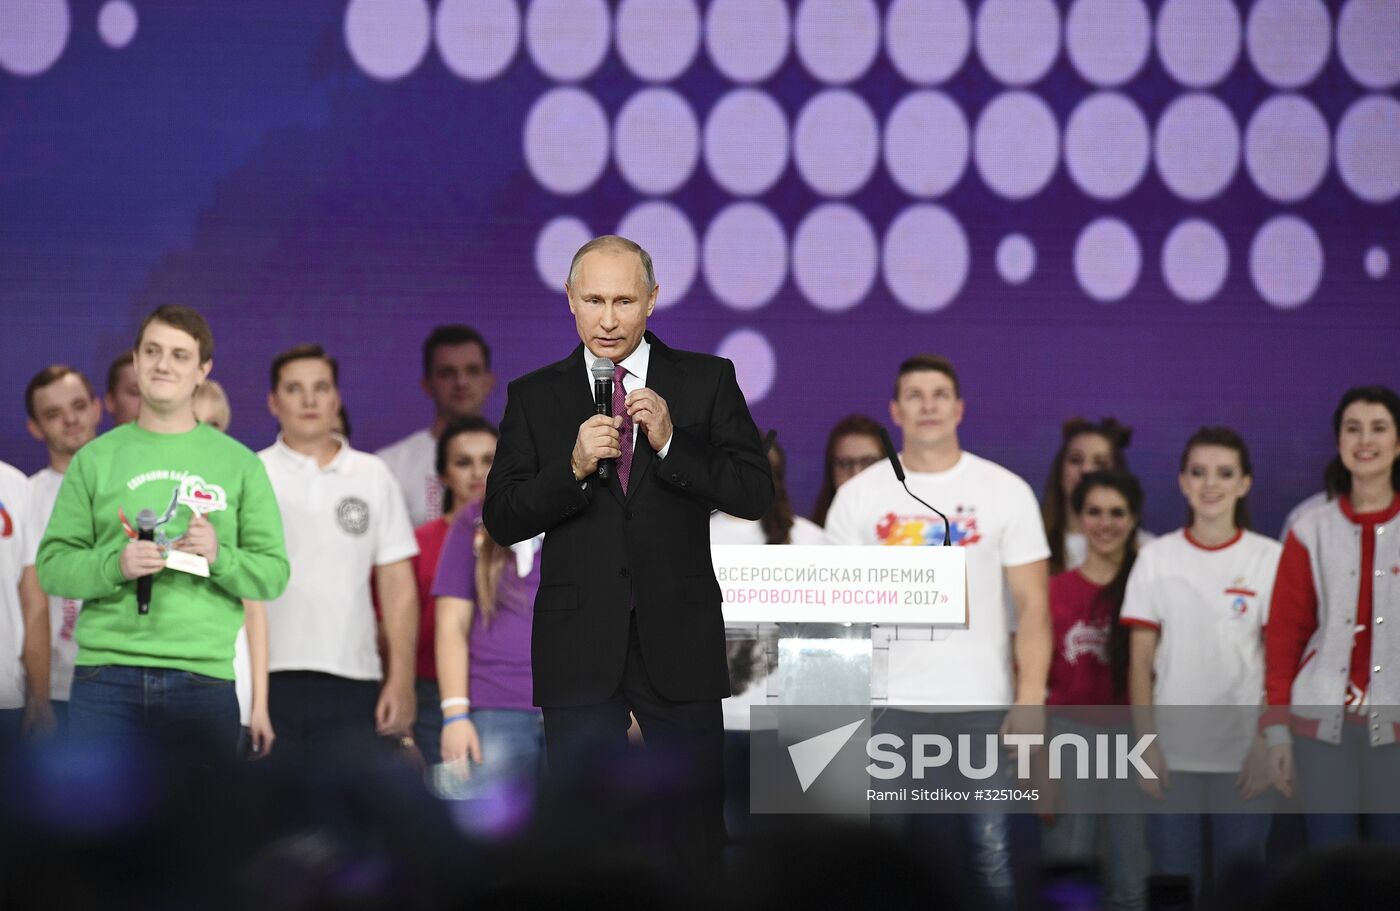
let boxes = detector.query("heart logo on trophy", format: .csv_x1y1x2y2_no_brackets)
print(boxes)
177,475,229,516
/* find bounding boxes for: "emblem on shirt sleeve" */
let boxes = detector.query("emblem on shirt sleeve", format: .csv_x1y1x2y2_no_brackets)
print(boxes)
337,497,370,535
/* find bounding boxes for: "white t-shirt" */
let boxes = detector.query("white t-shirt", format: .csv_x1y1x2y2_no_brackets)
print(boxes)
825,452,1050,706
376,428,441,529
27,467,81,701
261,437,419,680
1120,528,1282,772
1,461,35,710
709,513,827,546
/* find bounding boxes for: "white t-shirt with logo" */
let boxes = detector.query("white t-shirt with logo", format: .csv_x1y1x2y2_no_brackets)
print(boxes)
376,428,441,529
27,467,82,701
1120,528,1282,772
825,452,1050,706
260,438,418,681
1,461,35,709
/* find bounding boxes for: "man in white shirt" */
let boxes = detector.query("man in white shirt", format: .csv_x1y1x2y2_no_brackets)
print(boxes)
24,364,103,729
2,459,52,749
261,345,420,765
825,354,1051,911
376,325,495,528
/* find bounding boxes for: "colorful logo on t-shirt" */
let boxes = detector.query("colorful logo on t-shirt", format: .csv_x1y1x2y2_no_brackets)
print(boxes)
874,506,982,547
1224,577,1256,618
0,500,12,538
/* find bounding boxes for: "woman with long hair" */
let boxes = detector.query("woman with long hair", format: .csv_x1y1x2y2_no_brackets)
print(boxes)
1121,427,1282,898
1041,470,1148,910
1266,386,1400,845
711,436,824,546
407,416,497,765
811,414,885,527
1042,417,1139,575
433,421,544,792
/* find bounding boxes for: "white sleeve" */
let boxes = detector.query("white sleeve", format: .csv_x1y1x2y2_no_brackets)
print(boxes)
374,464,420,566
1000,476,1051,567
1119,547,1161,628
822,482,863,546
19,482,38,568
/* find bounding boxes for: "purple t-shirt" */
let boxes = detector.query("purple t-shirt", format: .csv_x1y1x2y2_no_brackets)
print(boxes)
431,505,539,712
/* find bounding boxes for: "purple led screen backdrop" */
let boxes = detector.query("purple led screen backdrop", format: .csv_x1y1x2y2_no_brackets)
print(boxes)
2,0,1397,534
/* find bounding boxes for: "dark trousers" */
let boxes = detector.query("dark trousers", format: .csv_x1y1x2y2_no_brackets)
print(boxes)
268,670,381,768
414,677,442,766
542,613,726,868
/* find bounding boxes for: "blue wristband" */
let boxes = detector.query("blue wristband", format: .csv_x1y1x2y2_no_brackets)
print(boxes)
443,712,471,727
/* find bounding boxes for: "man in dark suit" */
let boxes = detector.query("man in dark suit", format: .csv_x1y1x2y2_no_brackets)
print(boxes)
483,235,772,864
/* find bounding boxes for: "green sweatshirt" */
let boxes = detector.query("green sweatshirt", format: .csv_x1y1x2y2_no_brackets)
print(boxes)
36,422,289,679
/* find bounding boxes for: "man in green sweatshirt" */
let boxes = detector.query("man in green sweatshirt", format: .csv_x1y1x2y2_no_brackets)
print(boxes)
36,305,289,750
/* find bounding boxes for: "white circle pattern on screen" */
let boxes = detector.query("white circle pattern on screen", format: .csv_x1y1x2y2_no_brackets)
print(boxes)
976,0,1059,87
882,205,970,313
1156,0,1242,88
1250,215,1324,309
974,91,1060,200
614,88,700,195
1337,0,1400,90
523,88,610,195
885,0,971,85
525,0,609,82
703,89,789,196
1065,92,1150,200
535,216,592,289
792,204,878,312
1154,93,1240,202
703,203,788,311
1336,94,1400,204
98,1,137,49
794,90,879,197
435,0,520,82
794,0,880,85
704,0,789,83
1074,218,1141,302
996,234,1036,284
1246,0,1331,90
1065,0,1150,88
0,0,69,76
617,201,699,306
616,0,701,83
345,0,431,82
715,329,777,403
1244,94,1330,203
1162,219,1230,303
883,91,970,198
1365,246,1391,280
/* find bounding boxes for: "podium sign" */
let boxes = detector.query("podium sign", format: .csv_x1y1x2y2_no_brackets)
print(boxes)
715,545,967,626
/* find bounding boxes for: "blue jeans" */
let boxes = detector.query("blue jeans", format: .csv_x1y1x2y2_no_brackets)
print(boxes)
1294,724,1400,846
68,664,240,755
872,709,1016,911
1145,772,1272,897
466,708,545,789
1042,812,1149,911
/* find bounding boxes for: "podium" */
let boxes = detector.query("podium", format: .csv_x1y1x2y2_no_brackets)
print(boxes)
716,545,967,708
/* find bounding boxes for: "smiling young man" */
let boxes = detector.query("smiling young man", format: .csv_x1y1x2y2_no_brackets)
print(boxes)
24,365,104,728
377,325,495,528
824,354,1051,911
35,306,289,750
260,344,419,765
483,234,772,866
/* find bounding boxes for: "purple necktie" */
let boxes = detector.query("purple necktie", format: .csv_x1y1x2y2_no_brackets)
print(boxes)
612,364,633,494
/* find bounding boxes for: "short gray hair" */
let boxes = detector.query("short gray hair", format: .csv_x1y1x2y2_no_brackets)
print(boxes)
566,235,656,293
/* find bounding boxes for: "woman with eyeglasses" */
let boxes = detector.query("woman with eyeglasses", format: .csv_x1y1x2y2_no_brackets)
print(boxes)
811,414,885,527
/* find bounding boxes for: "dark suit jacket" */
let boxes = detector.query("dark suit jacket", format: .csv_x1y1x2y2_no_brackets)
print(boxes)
482,332,774,707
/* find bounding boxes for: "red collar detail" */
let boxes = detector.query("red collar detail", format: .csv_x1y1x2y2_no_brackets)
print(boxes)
1339,494,1400,526
1184,527,1244,551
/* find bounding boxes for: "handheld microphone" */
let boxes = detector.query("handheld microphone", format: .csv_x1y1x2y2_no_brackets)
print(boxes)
137,508,157,614
878,428,952,547
590,357,614,482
